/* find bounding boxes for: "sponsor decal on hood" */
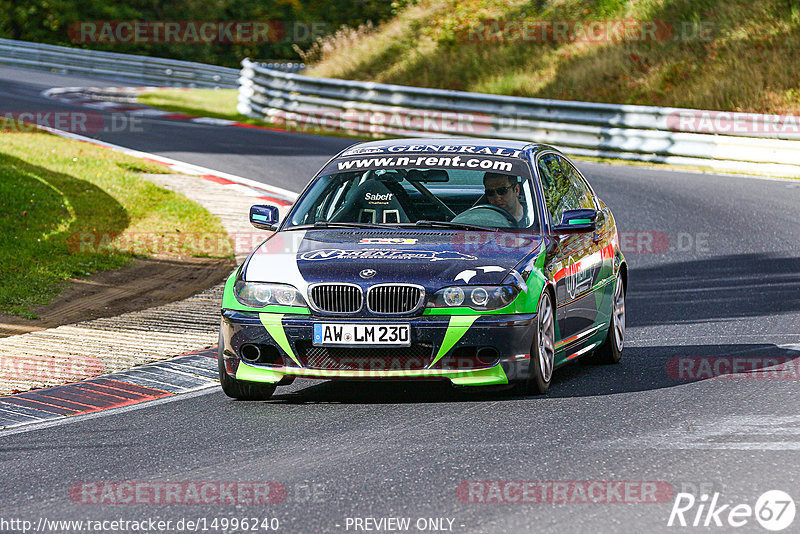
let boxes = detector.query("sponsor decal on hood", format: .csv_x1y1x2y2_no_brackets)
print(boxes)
298,248,477,262
359,238,418,244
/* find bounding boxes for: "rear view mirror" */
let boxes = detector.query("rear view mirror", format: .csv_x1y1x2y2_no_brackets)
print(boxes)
250,205,280,231
372,169,404,182
552,209,597,233
406,169,449,182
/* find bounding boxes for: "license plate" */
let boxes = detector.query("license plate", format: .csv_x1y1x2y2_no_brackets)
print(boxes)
313,323,410,346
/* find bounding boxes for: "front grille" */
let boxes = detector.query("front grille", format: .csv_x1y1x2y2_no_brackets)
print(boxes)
367,285,424,314
309,284,362,313
296,342,434,371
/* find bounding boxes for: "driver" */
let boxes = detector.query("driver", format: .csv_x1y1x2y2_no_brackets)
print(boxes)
483,172,527,226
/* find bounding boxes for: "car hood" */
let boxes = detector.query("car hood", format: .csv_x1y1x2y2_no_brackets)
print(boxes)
243,229,543,294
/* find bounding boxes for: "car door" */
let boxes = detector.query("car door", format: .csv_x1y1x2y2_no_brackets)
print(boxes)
557,156,616,329
536,153,604,352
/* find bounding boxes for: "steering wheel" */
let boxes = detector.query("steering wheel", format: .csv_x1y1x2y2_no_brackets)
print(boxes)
452,204,518,228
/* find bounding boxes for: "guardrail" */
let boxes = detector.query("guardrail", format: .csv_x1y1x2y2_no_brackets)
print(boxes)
0,39,239,88
261,61,306,74
239,58,800,177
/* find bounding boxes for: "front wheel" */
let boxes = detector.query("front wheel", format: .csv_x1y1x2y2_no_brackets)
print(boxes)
511,290,555,396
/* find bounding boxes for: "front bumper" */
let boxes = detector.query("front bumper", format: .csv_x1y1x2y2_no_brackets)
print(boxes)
220,310,537,387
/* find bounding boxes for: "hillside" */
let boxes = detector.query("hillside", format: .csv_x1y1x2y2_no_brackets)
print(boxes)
0,0,408,68
303,0,800,114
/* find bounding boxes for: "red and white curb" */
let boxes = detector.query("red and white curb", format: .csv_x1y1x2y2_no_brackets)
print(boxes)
0,347,219,433
0,87,303,424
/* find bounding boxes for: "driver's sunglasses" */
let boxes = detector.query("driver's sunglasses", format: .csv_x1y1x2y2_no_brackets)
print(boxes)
484,185,512,197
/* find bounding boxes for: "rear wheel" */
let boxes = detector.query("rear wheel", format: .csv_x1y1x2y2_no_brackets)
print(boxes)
583,273,625,365
218,335,276,401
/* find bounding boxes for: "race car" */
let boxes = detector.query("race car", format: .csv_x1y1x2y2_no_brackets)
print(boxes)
218,138,626,399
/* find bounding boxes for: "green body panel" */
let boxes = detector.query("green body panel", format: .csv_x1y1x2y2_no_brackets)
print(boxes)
551,274,617,366
258,313,302,366
429,315,479,366
235,359,509,386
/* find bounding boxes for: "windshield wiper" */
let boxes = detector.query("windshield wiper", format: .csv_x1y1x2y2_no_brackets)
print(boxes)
404,220,499,232
285,221,399,231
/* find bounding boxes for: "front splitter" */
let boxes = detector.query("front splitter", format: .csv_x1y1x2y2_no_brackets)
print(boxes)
235,361,510,387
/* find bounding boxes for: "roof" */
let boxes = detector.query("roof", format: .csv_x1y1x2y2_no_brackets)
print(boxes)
353,137,535,150
338,137,553,158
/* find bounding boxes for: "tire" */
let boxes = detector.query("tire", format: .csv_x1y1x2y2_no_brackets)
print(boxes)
218,335,276,401
583,272,625,365
511,290,555,396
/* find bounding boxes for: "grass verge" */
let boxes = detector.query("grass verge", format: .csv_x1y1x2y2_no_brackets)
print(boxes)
136,89,369,140
137,88,248,123
303,0,800,115
0,129,231,318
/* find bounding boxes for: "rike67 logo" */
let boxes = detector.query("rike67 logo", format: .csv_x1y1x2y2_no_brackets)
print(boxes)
668,490,796,531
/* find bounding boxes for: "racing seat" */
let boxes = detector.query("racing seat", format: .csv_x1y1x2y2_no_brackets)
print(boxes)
331,179,411,224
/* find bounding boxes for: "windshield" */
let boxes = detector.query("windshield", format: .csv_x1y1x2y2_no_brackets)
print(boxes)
285,156,539,231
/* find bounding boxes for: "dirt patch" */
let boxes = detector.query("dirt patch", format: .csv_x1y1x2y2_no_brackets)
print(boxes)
0,256,236,337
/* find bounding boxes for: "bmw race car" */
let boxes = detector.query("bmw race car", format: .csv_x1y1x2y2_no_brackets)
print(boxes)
218,138,626,399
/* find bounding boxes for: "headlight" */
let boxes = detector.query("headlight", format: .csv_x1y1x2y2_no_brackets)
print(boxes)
234,280,306,308
429,285,519,310
442,286,465,307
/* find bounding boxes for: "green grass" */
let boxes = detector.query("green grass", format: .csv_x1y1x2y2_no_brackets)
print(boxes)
137,89,247,123
303,0,800,115
0,130,232,318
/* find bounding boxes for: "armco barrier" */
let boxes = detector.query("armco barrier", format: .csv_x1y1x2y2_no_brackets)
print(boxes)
0,39,240,88
238,58,800,177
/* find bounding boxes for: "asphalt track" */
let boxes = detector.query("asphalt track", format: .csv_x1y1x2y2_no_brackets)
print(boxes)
1,65,800,533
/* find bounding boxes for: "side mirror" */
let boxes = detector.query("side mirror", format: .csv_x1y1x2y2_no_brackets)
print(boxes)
552,209,597,233
250,205,280,231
